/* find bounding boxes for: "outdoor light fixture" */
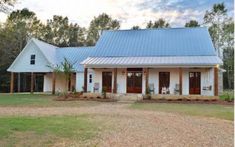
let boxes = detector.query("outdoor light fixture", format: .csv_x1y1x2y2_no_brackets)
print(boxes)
143,69,147,75
122,70,125,75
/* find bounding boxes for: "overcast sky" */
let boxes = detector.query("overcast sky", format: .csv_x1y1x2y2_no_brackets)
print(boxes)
0,0,233,29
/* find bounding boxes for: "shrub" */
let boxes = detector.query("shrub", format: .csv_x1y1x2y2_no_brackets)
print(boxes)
102,87,107,99
144,86,151,99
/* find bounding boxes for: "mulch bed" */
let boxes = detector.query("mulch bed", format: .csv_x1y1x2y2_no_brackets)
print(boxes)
54,97,117,102
138,99,234,106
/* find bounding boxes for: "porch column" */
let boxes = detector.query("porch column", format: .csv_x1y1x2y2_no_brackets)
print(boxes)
113,68,117,93
145,68,149,93
179,68,182,95
69,73,73,91
10,72,14,93
214,66,219,96
30,72,34,94
52,72,56,95
84,68,88,92
17,73,21,92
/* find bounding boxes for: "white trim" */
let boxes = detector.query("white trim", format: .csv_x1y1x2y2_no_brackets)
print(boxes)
86,65,217,68
31,39,54,65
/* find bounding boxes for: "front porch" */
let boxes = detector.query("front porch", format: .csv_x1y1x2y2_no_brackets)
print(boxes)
83,67,219,97
9,72,76,94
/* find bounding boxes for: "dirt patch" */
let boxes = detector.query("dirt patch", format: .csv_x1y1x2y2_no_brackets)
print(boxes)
0,103,233,147
54,97,117,102
139,99,234,106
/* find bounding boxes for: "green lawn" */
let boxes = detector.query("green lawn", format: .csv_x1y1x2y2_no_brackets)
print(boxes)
0,93,233,146
0,94,105,146
0,115,100,146
131,103,234,121
0,94,99,107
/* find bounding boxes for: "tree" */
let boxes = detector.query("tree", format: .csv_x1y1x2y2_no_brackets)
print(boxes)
44,15,86,47
5,8,44,62
146,18,170,28
204,3,234,89
48,58,75,93
185,20,200,27
131,25,140,30
0,0,16,13
204,3,228,58
222,20,234,89
86,13,120,46
0,8,43,92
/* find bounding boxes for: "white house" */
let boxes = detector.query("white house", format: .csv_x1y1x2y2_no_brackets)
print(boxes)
8,27,223,98
81,27,223,97
7,38,94,94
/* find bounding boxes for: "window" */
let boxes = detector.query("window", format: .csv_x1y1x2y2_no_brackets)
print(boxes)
30,54,35,65
89,74,92,83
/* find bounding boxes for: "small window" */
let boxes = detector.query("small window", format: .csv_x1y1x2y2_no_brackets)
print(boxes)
30,54,36,65
89,74,92,83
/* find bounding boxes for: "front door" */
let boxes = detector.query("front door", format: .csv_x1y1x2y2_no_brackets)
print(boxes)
127,68,142,93
189,72,201,94
159,72,170,94
102,72,112,92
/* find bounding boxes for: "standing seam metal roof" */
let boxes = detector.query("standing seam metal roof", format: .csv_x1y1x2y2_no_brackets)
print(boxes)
92,27,217,57
81,56,222,67
56,47,94,72
31,38,94,72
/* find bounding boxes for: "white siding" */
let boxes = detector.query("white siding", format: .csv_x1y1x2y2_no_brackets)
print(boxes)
149,68,179,94
87,72,94,92
43,73,76,92
76,72,84,92
92,67,215,96
93,68,145,94
93,69,114,93
182,68,214,96
75,70,94,92
8,41,52,72
117,69,126,93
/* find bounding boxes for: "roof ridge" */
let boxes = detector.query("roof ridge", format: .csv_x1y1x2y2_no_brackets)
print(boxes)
102,27,207,33
58,46,95,49
31,38,58,48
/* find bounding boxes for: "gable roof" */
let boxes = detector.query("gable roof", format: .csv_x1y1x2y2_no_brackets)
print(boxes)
8,38,94,72
7,39,54,72
92,27,217,57
31,38,58,64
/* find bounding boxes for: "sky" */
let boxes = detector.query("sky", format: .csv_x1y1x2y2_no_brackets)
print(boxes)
0,0,233,29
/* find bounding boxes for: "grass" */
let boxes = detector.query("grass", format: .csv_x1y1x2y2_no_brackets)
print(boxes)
220,89,234,101
0,94,105,146
0,93,99,107
0,93,233,146
131,103,234,121
0,115,100,146
0,94,51,106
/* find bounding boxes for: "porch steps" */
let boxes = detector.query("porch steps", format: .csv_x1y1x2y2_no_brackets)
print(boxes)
117,100,136,104
116,93,143,102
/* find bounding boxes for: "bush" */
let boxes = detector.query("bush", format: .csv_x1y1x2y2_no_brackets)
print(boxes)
220,90,234,101
58,91,69,99
102,87,107,99
144,86,151,99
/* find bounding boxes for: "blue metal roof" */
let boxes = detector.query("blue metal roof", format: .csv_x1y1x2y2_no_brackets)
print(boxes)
92,27,217,57
81,56,222,68
56,47,94,72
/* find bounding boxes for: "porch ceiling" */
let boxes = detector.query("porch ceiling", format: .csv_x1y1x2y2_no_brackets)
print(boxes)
81,56,222,68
